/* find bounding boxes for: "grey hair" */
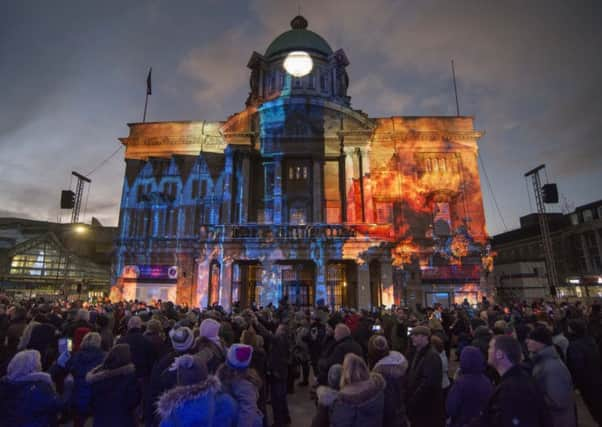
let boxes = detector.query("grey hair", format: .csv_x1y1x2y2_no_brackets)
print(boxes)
80,332,102,350
76,309,90,323
7,350,42,381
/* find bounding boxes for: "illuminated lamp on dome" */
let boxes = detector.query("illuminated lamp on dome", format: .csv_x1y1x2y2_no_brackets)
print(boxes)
283,51,313,77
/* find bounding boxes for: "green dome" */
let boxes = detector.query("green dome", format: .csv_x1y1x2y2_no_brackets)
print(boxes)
265,16,333,58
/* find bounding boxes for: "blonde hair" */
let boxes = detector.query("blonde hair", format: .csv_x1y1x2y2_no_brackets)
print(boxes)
80,332,102,350
340,353,369,389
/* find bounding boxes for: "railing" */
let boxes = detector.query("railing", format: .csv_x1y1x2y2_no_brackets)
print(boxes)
199,224,357,241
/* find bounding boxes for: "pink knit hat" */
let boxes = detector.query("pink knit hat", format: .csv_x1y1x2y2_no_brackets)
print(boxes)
226,344,253,369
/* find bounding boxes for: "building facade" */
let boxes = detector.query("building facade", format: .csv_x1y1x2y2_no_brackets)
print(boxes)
492,202,602,302
113,16,492,310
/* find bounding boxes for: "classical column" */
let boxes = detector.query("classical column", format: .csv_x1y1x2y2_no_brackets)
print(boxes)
239,152,251,223
357,262,371,309
273,156,283,224
344,148,357,223
359,147,375,223
221,146,234,224
380,260,394,307
315,259,327,306
220,257,233,311
313,159,323,223
196,257,210,308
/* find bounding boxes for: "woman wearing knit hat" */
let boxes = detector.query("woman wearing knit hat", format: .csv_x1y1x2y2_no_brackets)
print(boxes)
156,355,238,427
196,318,226,374
217,344,263,427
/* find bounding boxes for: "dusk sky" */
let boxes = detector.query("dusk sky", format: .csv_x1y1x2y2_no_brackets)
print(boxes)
2,0,601,236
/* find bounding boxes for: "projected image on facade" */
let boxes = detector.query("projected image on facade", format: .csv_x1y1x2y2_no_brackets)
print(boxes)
113,15,493,310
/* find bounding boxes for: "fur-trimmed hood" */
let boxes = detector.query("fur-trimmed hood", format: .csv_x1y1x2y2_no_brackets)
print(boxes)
156,375,221,419
85,363,135,384
316,385,339,407
373,351,408,379
3,371,54,388
338,372,386,405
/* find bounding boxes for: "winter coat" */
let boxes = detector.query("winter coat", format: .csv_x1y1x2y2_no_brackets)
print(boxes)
530,346,576,427
0,371,65,427
317,336,363,385
372,351,408,427
216,364,263,427
310,385,338,427
156,375,238,427
330,372,386,427
86,363,141,427
196,337,226,374
66,346,105,414
267,332,289,382
406,345,444,427
446,346,493,427
566,335,602,398
144,331,170,361
117,328,155,378
476,365,551,427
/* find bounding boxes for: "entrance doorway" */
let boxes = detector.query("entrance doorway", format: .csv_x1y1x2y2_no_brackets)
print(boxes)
369,260,382,308
326,261,358,309
281,262,315,308
232,262,263,308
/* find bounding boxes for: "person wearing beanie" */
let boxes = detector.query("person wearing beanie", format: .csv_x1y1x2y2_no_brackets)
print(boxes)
527,326,576,427
156,355,238,427
86,344,140,427
196,318,226,374
368,335,409,427
445,346,493,427
145,326,196,427
406,324,444,427
311,364,342,427
117,315,155,379
0,349,69,426
217,344,263,427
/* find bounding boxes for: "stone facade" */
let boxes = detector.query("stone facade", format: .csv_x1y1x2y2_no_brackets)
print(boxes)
113,16,492,310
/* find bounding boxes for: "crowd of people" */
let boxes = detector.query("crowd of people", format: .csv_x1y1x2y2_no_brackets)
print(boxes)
0,294,601,427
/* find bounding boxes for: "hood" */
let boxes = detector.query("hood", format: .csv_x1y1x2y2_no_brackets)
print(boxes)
9,371,54,388
316,385,339,407
373,351,408,378
156,375,221,419
85,363,135,384
338,372,385,405
460,346,485,374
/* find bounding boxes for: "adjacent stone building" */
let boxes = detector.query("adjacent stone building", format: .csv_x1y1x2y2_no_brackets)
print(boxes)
113,16,492,310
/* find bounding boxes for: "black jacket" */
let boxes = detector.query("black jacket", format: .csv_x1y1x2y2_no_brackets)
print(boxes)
117,328,155,378
406,344,444,427
474,365,551,427
317,336,363,385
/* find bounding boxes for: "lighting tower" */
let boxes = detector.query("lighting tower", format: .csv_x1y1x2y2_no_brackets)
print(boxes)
69,171,91,223
524,164,559,297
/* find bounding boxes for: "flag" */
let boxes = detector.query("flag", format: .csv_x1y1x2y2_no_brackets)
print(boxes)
146,67,152,95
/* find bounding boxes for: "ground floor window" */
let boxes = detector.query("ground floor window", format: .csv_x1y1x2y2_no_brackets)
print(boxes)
281,265,314,307
208,262,220,306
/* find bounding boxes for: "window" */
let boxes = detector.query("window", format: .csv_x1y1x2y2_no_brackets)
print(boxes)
208,262,220,306
191,179,207,199
425,159,432,173
307,73,315,89
570,213,579,225
583,209,593,223
376,202,393,224
288,165,309,181
290,207,307,225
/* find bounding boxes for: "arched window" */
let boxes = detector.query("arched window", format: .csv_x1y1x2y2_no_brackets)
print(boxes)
425,158,432,173
440,158,446,172
433,158,439,172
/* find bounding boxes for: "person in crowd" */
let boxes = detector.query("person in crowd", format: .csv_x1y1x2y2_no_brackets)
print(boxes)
196,318,227,373
526,326,576,427
144,319,170,361
95,313,114,352
65,309,93,339
308,311,327,375
317,323,363,385
0,349,70,426
368,335,408,427
445,346,493,427
330,353,386,427
311,364,342,427
431,335,450,398
294,314,311,386
217,343,263,427
551,320,569,362
156,354,238,427
117,316,155,380
86,343,141,427
406,326,444,427
566,318,602,426
241,329,268,423
146,326,197,427
61,332,105,427
266,323,291,427
477,335,551,427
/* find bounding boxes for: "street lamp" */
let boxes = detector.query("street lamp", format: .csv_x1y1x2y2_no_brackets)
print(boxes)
283,51,313,77
74,224,88,234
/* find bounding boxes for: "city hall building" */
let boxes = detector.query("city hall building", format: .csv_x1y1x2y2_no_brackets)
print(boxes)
112,16,492,310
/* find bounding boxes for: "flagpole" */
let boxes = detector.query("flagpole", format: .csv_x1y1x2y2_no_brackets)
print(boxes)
451,60,460,116
143,67,152,122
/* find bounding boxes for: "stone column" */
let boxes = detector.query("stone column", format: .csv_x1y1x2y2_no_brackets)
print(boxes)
273,156,283,224
221,146,234,224
344,148,357,223
359,147,375,223
357,262,371,309
315,259,327,306
313,159,323,223
196,256,210,308
220,257,233,312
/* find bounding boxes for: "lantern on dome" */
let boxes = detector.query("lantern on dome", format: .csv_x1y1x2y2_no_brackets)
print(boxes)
283,51,313,77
